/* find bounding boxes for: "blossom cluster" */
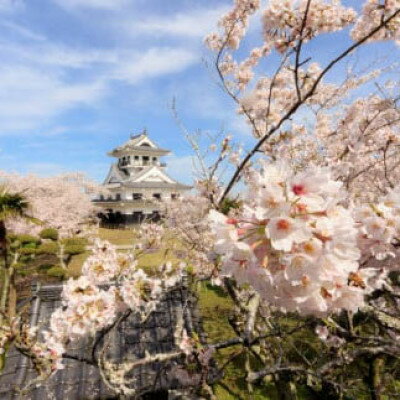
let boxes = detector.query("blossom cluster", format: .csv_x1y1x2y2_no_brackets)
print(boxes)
238,63,344,136
352,0,400,45
356,186,400,261
209,161,399,316
40,239,186,373
315,95,400,201
205,0,260,51
164,195,216,277
134,222,165,251
263,0,356,53
1,319,63,382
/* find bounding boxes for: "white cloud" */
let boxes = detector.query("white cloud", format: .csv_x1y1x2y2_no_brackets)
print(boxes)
128,6,229,39
52,0,129,11
0,21,45,41
0,28,200,132
115,47,198,84
0,0,23,13
0,40,118,68
0,1,223,136
0,66,106,131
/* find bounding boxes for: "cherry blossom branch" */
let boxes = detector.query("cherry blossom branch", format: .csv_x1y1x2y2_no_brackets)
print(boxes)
294,0,313,101
218,7,400,205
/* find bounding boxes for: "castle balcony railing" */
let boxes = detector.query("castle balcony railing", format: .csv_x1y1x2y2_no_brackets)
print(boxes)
92,198,160,206
120,161,166,168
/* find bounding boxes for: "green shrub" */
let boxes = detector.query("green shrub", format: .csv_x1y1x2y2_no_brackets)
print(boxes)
9,240,21,249
23,242,38,249
39,228,58,241
38,263,55,271
13,262,26,270
18,247,37,255
37,242,59,255
7,233,18,241
64,244,86,255
15,234,41,245
46,266,66,279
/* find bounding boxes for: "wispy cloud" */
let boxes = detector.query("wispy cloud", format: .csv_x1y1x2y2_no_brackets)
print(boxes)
115,47,198,84
0,0,23,13
0,66,107,131
127,6,229,39
0,41,202,132
0,40,118,69
52,0,129,11
0,21,45,41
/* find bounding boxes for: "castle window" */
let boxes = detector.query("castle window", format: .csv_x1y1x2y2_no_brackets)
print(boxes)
116,193,121,201
133,193,142,200
153,193,161,200
171,193,177,200
143,156,149,165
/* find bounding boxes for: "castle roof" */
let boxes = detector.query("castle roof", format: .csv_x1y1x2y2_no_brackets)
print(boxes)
103,164,192,191
123,181,192,190
108,132,170,157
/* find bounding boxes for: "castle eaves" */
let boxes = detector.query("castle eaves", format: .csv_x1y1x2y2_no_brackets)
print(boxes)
108,146,170,157
122,182,192,190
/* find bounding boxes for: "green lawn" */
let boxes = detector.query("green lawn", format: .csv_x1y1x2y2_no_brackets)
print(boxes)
68,228,135,277
198,282,282,400
97,227,135,246
67,251,90,278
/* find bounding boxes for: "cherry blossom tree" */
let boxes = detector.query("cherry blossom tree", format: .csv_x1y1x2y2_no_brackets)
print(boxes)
3,1,400,399
0,171,100,237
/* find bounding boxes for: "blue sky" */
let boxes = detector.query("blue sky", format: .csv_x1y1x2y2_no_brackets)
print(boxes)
0,0,398,185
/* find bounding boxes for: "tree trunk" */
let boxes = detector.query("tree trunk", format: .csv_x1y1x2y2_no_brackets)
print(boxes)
0,220,9,320
274,373,298,400
58,241,66,270
7,265,16,319
0,220,7,269
369,355,385,400
320,381,341,400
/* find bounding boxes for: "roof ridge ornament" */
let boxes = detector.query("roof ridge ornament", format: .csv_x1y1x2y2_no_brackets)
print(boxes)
130,128,147,140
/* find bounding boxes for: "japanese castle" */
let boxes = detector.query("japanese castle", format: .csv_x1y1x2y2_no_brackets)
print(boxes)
94,130,191,225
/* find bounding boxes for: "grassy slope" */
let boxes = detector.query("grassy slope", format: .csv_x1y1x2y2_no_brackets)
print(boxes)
68,228,181,276
97,227,135,246
68,228,134,277
198,282,282,400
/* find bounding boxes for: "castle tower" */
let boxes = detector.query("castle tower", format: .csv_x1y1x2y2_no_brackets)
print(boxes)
94,130,191,225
